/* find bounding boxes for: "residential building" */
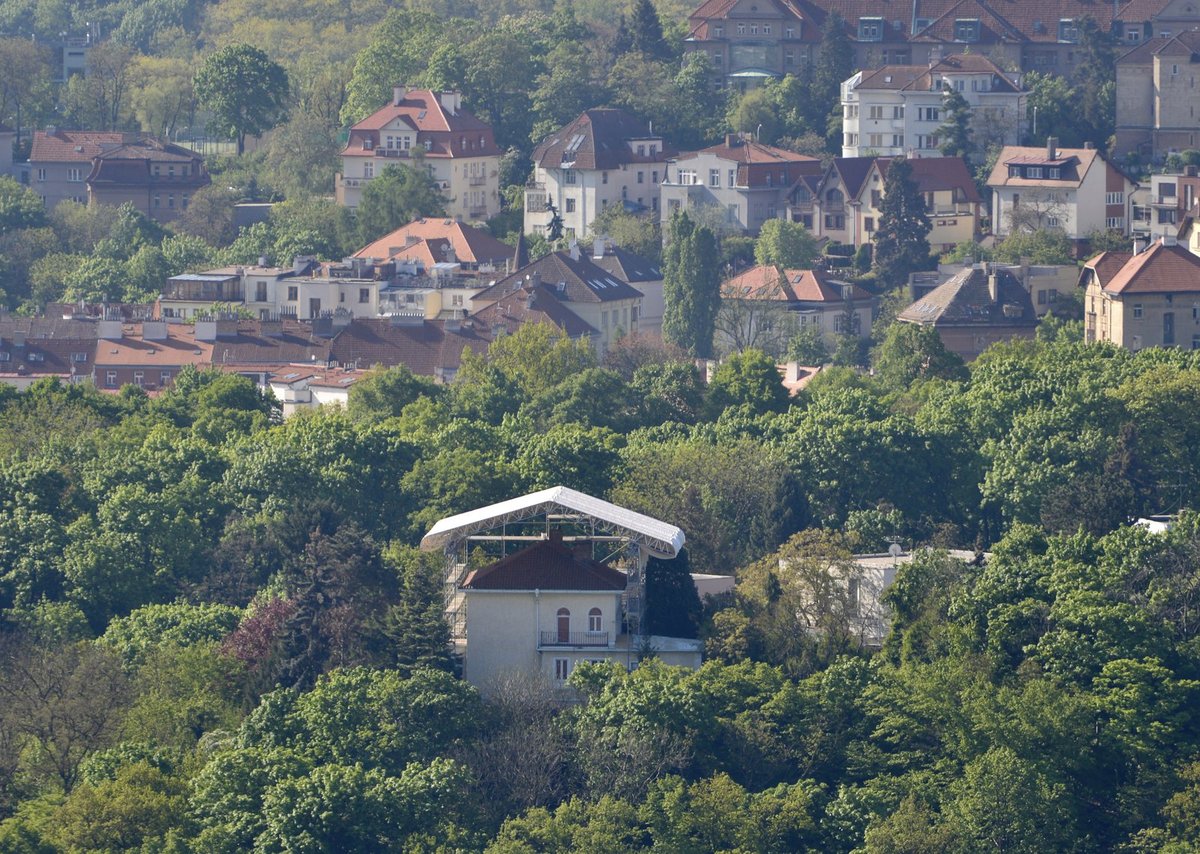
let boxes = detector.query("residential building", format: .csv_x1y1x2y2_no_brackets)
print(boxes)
588,238,666,336
29,130,209,220
987,138,1138,249
419,486,701,694
472,247,644,356
841,54,1025,157
795,156,875,245
896,264,1038,360
524,109,672,241
0,317,98,389
30,129,126,208
683,0,819,89
855,156,982,250
265,366,365,417
328,316,491,383
717,264,875,355
689,0,1200,80
914,261,1081,316
661,135,823,234
1082,238,1200,350
355,218,517,319
85,137,209,222
1130,168,1200,242
470,281,600,345
159,259,317,320
337,88,502,222
1115,31,1200,160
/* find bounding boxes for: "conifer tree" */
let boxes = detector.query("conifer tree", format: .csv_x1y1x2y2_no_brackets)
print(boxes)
630,0,670,61
663,211,722,358
939,86,973,160
812,14,853,125
873,157,932,290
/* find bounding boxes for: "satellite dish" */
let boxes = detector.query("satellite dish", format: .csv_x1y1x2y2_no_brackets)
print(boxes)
888,543,904,558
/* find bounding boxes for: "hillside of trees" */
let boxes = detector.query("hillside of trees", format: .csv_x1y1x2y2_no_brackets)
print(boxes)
0,321,1199,850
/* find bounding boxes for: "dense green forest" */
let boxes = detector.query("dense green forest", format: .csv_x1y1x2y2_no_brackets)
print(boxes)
0,319,1199,850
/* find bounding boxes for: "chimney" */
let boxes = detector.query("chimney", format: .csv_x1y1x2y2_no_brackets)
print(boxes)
1046,136,1058,160
258,254,269,267
725,132,739,147
194,318,217,342
1133,237,1146,254
568,241,580,261
593,236,609,259
988,271,1000,303
393,85,405,106
98,318,123,340
143,320,168,341
438,90,461,115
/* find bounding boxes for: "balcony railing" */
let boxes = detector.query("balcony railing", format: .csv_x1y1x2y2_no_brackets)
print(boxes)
1153,195,1178,208
540,630,611,647
823,201,845,213
469,175,488,186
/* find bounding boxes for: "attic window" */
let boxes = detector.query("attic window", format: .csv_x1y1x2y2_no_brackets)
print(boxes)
954,18,980,42
913,17,931,33
1033,20,1045,34
1057,19,1079,43
858,16,884,41
28,352,43,362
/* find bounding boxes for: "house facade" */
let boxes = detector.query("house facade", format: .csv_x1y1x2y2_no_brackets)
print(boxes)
1083,239,1200,350
1130,168,1200,242
686,0,1200,81
718,264,875,355
524,109,672,240
1116,31,1200,160
841,54,1025,157
987,139,1138,247
683,0,819,89
472,247,644,356
661,135,822,234
337,88,502,222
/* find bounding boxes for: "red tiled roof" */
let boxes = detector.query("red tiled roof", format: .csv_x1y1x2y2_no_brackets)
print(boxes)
1083,250,1135,288
471,285,598,340
30,130,127,163
327,317,491,376
677,138,820,166
354,219,513,267
876,156,983,202
533,108,672,172
898,266,1037,325
723,265,872,302
343,90,501,159
463,535,628,591
1102,242,1200,295
856,54,1020,92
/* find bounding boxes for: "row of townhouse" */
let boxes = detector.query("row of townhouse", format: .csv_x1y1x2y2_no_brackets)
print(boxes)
684,0,1200,90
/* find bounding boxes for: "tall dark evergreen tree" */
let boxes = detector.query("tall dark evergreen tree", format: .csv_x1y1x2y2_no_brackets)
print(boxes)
1075,15,1116,146
663,211,722,358
381,546,454,676
939,86,973,160
629,0,671,61
873,157,932,290
612,14,633,56
644,548,702,638
811,14,853,128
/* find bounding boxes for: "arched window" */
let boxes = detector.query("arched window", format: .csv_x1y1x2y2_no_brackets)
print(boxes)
556,608,570,643
588,608,602,633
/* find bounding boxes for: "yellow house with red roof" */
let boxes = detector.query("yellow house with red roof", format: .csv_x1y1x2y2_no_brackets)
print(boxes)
337,88,502,222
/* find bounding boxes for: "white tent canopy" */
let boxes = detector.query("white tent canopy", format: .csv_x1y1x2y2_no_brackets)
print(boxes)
419,485,685,559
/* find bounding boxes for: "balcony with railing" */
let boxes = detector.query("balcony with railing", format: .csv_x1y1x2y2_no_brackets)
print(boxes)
539,630,612,647
468,174,488,186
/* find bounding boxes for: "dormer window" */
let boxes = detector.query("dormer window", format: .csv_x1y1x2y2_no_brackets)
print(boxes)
785,26,794,38
954,18,980,42
1048,167,1061,179
1058,19,1079,43
858,17,884,41
913,17,931,33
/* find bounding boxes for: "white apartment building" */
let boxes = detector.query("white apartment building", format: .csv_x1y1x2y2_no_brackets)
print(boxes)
841,54,1026,157
524,108,671,240
988,138,1139,248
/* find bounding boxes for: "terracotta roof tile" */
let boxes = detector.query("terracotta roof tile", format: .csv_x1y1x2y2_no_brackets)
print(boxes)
463,535,627,591
328,318,490,375
1102,242,1200,294
30,130,127,163
475,251,645,306
354,219,513,267
877,156,983,202
898,266,1037,325
471,285,598,340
